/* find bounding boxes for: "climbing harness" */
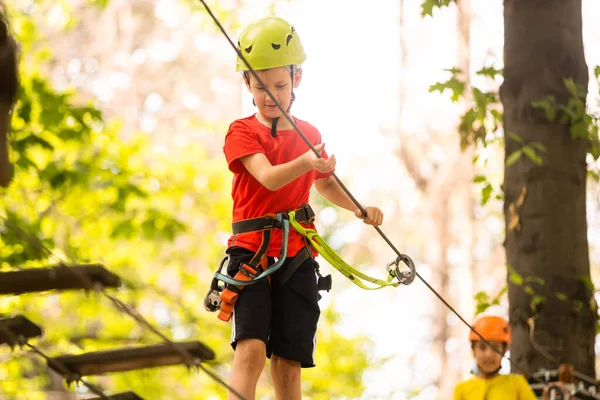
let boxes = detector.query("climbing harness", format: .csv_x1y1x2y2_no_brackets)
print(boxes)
204,204,416,321
205,204,310,321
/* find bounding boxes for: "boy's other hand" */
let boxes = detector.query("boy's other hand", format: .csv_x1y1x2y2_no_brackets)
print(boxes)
303,143,336,173
354,206,383,226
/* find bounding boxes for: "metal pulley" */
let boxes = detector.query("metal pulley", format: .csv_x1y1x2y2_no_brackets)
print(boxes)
386,254,416,285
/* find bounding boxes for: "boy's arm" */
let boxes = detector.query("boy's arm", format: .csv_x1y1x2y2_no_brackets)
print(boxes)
240,143,335,191
314,176,383,226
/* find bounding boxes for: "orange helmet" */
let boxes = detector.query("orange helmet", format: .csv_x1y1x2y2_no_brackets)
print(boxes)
469,315,511,344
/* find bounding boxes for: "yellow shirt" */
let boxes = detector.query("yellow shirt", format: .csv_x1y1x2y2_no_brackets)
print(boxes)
453,374,537,400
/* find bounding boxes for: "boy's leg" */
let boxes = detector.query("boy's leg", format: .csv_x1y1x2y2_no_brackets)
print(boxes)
225,247,272,400
229,338,267,400
270,257,321,399
270,355,301,400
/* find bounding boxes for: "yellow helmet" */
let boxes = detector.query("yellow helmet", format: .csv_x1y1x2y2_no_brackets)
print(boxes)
236,17,306,72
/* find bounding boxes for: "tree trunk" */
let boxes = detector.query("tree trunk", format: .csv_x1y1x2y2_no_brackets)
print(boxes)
0,101,11,187
501,0,596,376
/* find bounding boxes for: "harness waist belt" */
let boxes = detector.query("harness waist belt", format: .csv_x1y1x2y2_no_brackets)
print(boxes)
232,203,315,235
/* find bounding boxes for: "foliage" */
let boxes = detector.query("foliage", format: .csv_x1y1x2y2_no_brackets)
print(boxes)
531,74,600,165
420,0,456,17
429,64,600,207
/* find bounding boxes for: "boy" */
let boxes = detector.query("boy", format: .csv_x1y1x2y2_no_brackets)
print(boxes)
453,313,537,400
222,16,384,400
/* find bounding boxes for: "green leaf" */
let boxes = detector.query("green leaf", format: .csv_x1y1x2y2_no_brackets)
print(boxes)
429,72,466,103
476,66,503,79
506,149,522,166
531,295,546,305
595,65,600,80
420,0,456,17
571,300,584,313
490,109,503,123
481,183,493,205
421,0,436,16
531,95,557,122
507,132,524,144
444,67,462,75
507,265,523,286
563,78,577,96
524,276,546,286
473,175,487,184
580,275,595,292
556,292,569,302
475,291,490,303
570,120,588,139
522,145,543,165
530,142,547,153
524,285,535,295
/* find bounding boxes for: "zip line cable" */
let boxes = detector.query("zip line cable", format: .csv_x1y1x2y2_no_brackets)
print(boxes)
1,218,249,400
195,0,589,389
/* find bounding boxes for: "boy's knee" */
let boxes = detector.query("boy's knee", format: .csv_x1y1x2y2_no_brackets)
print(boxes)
271,355,300,375
235,339,267,367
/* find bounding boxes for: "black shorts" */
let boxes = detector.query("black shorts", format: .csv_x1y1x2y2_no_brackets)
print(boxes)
226,246,321,368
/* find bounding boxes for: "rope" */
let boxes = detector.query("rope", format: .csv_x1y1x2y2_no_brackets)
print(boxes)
195,0,574,387
289,211,400,290
0,323,110,400
1,218,248,400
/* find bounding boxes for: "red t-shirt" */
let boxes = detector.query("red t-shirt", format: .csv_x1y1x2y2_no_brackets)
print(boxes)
223,114,330,257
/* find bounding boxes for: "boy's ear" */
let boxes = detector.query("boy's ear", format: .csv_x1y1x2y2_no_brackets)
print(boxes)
293,68,302,89
243,74,252,92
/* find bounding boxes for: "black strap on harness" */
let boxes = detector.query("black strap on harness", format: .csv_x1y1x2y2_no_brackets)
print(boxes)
232,203,315,235
271,245,332,291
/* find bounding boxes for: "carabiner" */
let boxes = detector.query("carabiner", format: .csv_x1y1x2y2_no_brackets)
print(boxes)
386,254,416,285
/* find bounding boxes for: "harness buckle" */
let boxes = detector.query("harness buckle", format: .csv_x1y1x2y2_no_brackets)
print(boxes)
263,215,283,229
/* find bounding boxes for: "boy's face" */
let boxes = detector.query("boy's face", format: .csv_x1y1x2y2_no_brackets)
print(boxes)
473,340,505,375
245,66,302,121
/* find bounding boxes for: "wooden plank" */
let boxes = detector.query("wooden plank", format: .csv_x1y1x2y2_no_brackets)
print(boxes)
86,391,144,400
0,265,120,295
0,316,43,346
49,341,216,377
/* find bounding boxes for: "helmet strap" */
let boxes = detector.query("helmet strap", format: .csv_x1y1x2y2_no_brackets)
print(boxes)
270,117,280,137
272,69,295,138
288,69,296,113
